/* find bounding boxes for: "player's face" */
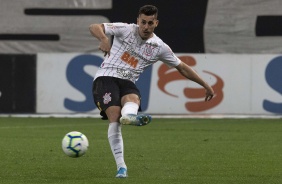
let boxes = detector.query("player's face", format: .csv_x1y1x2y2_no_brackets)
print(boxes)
137,14,158,40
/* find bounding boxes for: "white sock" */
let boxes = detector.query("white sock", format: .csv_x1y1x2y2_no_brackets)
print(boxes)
121,102,139,116
108,122,127,170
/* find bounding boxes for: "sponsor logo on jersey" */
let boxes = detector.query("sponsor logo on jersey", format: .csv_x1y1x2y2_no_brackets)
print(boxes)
117,68,134,79
120,51,139,68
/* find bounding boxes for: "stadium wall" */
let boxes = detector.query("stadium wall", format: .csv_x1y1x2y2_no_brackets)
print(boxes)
0,0,208,53
1,0,282,54
0,55,36,113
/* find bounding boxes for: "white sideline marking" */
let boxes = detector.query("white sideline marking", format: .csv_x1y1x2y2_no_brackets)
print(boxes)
0,123,100,129
0,113,281,119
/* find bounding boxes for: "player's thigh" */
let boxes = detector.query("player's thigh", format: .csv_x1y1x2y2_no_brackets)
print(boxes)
118,79,141,106
121,94,140,106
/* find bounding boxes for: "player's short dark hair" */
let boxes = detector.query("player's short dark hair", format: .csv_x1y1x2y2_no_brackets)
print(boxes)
138,5,158,18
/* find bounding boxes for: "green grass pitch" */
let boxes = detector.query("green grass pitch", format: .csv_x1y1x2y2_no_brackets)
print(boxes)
0,117,282,184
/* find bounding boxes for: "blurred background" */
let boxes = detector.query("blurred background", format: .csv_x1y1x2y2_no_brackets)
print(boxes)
0,0,281,117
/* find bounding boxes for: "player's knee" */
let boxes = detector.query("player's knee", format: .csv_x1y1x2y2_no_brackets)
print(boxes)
121,94,140,105
105,106,122,122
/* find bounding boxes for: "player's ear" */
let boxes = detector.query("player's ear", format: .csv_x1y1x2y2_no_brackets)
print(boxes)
155,20,159,27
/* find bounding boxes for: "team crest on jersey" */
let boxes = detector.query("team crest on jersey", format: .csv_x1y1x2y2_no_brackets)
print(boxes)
144,45,155,56
103,93,112,104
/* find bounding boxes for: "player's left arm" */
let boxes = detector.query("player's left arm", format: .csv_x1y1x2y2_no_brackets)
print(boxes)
175,62,214,101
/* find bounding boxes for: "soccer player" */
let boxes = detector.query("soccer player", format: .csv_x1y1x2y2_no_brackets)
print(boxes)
89,5,214,178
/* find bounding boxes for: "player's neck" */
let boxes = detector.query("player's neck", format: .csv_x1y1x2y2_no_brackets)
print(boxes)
139,33,154,40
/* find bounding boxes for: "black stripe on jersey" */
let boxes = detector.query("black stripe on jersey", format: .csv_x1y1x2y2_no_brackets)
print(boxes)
102,32,133,77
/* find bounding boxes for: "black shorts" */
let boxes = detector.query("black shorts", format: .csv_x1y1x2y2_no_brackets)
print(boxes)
92,76,141,120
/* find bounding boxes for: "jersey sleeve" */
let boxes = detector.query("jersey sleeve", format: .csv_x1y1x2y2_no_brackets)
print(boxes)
103,23,129,37
158,42,181,67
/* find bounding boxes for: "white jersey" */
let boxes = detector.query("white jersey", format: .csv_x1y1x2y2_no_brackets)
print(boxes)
94,23,181,83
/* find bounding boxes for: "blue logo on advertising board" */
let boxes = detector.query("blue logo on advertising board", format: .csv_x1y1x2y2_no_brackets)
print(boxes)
64,54,152,112
64,54,101,112
263,56,282,113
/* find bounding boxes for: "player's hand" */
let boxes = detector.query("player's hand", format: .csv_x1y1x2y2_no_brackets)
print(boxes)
99,37,111,57
205,86,214,101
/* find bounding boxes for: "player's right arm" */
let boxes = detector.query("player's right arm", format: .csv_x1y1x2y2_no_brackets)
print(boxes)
89,24,110,56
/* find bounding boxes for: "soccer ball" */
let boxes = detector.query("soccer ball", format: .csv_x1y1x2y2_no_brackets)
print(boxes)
62,131,89,158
